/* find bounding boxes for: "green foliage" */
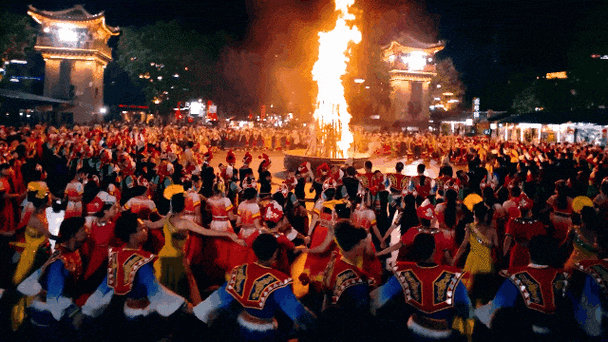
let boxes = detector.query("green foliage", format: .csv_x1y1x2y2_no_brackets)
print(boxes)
431,58,465,100
0,12,36,63
115,21,227,114
512,85,542,114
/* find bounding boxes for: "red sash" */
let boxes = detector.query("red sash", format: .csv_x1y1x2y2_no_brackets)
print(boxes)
394,262,464,314
107,247,156,295
225,263,292,309
508,266,567,314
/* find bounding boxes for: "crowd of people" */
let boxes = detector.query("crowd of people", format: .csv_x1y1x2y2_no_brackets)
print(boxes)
0,122,606,341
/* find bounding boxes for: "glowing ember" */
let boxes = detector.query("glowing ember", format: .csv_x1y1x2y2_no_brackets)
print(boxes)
311,0,361,158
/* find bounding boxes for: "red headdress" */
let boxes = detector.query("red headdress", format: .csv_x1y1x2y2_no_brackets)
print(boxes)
259,153,271,169
417,199,435,221
203,150,213,161
297,162,310,174
283,174,297,190
316,163,330,177
322,178,337,191
243,152,253,165
242,175,257,189
263,200,284,223
226,150,236,164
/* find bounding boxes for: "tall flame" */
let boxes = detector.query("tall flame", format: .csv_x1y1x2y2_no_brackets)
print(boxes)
312,0,361,157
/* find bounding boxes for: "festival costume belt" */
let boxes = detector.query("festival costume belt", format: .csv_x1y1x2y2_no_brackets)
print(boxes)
213,216,229,221
239,310,277,325
407,315,452,340
126,297,151,309
237,311,278,332
35,289,48,303
25,226,45,239
552,211,572,218
411,313,450,331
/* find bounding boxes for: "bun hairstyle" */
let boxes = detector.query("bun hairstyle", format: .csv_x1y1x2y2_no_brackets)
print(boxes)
252,233,278,261
334,221,367,252
28,190,49,209
171,192,186,213
94,203,114,218
114,211,139,243
55,217,86,244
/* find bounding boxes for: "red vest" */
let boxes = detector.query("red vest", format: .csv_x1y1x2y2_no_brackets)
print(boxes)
107,247,156,295
323,251,368,305
359,172,374,190
508,266,567,314
387,173,409,193
411,176,433,198
575,259,608,297
42,247,84,281
394,261,464,314
225,262,292,309
40,246,84,299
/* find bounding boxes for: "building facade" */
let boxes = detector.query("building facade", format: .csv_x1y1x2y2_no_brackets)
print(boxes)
382,36,444,123
28,5,119,123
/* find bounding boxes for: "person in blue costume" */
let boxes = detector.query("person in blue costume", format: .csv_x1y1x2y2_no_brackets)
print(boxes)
81,212,197,342
566,232,608,340
193,233,316,342
475,235,570,342
16,216,89,342
371,233,472,342
318,221,376,342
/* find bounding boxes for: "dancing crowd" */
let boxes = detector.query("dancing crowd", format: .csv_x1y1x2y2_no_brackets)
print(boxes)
0,122,606,341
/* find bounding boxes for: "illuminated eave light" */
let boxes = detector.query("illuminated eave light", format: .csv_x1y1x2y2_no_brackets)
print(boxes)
448,99,460,103
354,78,365,84
173,74,179,78
10,60,27,65
405,51,427,71
57,24,78,42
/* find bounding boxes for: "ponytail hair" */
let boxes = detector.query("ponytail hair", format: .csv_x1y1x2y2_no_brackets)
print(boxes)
444,189,458,228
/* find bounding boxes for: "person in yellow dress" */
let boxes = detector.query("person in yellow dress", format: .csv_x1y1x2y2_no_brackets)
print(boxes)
145,185,243,303
453,202,498,291
12,183,52,330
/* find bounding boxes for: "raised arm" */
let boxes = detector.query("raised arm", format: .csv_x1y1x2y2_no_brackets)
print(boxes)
144,216,168,229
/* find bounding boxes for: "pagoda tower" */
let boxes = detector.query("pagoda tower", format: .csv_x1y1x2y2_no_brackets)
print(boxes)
382,35,444,123
28,5,119,123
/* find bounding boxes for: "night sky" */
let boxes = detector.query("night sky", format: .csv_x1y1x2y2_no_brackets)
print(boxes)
4,0,607,109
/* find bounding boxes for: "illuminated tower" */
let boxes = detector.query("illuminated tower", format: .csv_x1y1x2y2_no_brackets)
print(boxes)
382,35,443,123
28,5,119,123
